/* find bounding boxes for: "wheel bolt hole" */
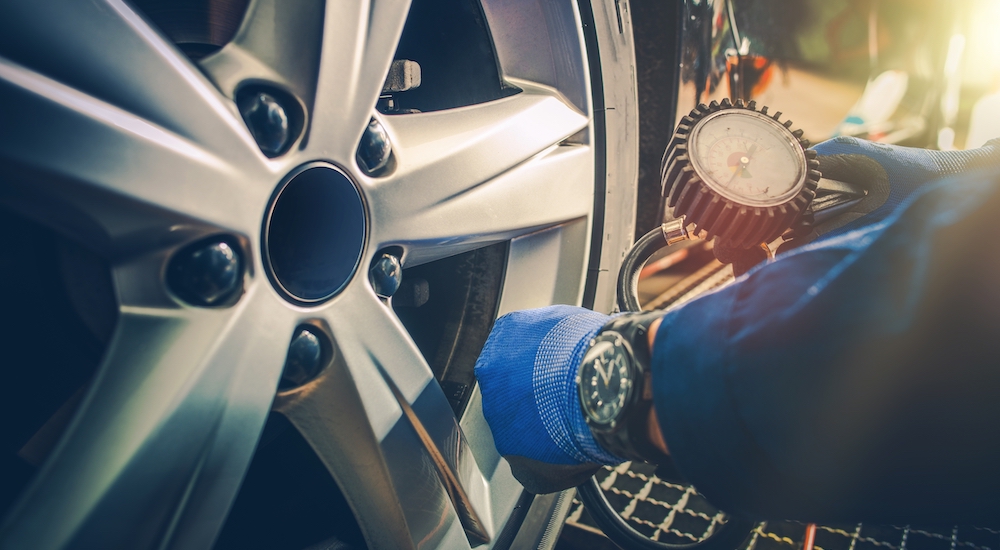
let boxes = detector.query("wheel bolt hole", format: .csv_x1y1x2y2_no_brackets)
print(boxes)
369,249,403,298
167,237,244,307
280,325,332,389
356,117,394,176
237,86,303,157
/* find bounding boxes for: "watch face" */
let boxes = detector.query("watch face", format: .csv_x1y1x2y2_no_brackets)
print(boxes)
689,110,807,207
579,336,632,426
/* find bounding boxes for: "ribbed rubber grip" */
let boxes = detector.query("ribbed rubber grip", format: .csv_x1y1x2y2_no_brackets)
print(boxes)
660,99,821,248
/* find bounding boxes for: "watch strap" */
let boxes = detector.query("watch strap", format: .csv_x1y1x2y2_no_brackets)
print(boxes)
586,311,670,464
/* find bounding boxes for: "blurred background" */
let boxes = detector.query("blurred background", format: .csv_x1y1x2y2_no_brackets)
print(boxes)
633,0,1000,308
677,0,1000,149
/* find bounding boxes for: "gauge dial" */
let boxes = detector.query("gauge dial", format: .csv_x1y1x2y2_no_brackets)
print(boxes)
579,337,632,425
661,100,820,249
689,110,806,207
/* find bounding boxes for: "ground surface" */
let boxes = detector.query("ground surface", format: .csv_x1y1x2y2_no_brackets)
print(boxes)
557,461,1000,550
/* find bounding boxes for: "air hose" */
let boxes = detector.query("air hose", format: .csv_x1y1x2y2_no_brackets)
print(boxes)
578,218,757,550
615,219,690,312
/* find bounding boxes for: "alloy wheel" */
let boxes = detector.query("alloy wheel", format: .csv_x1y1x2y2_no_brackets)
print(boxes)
0,0,638,548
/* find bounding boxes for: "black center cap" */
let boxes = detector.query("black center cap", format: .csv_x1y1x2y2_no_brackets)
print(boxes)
264,163,366,304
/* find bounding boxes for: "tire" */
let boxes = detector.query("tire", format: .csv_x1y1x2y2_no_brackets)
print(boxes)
0,0,638,549
578,475,756,550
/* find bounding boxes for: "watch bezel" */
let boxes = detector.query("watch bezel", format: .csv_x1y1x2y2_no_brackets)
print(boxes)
578,331,637,430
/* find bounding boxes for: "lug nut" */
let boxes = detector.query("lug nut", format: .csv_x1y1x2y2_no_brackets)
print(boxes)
357,117,392,175
369,252,402,298
280,326,328,389
240,91,290,157
167,239,243,306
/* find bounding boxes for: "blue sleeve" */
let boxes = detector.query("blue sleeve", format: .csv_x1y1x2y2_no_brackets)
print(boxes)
651,167,1000,524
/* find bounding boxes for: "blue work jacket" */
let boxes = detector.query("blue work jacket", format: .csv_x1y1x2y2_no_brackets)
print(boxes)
653,145,1000,525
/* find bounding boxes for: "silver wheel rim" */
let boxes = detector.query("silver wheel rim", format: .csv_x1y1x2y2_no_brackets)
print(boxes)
0,0,636,548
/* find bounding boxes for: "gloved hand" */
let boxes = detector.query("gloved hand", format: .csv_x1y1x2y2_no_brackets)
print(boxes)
801,136,1000,240
719,137,1000,268
474,305,624,494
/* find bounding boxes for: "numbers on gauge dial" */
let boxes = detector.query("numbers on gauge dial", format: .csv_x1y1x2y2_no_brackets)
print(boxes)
581,339,631,425
691,112,805,206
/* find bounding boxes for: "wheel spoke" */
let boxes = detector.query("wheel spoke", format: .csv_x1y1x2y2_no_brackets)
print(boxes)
0,0,610,548
0,0,263,170
0,286,296,550
275,283,493,549
198,0,326,110
0,58,270,251
370,87,593,265
304,0,412,162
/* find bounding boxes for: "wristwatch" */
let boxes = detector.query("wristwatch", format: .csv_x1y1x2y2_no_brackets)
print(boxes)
576,312,669,464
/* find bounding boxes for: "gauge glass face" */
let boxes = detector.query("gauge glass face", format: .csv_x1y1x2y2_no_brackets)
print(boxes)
689,110,807,207
579,338,631,425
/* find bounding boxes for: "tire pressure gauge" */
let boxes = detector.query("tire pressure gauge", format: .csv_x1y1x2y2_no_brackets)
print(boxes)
661,99,821,249
599,100,821,550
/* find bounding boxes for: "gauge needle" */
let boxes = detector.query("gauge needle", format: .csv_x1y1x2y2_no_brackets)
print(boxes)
727,170,739,186
727,160,747,186
727,143,758,185
741,144,757,178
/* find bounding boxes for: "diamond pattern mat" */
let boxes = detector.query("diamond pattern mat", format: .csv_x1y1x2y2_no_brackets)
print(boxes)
564,462,1000,550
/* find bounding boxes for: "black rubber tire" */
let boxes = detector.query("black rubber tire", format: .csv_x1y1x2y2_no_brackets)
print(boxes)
578,477,756,550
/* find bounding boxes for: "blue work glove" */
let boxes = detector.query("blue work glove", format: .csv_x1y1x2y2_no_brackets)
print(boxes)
721,137,1000,268
474,305,625,494
803,136,1000,240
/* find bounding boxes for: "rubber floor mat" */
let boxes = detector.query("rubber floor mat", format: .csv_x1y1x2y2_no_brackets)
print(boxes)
564,462,1000,550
